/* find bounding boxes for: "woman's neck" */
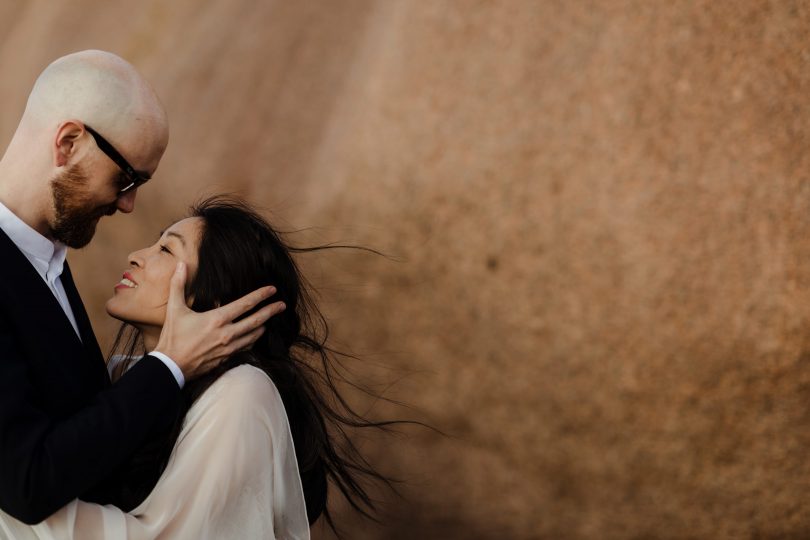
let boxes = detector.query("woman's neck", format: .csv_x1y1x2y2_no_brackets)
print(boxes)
141,327,160,352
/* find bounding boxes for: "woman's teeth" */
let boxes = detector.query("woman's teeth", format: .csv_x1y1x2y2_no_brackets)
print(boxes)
119,278,138,288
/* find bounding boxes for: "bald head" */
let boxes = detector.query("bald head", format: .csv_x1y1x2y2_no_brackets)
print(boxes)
21,50,168,151
0,50,170,238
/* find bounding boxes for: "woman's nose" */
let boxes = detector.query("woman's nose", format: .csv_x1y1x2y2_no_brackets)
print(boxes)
128,250,144,267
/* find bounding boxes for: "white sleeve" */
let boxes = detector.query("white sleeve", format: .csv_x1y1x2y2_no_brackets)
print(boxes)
146,351,185,388
108,353,184,388
21,365,310,540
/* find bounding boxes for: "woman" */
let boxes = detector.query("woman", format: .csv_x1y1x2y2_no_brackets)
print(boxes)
0,197,396,539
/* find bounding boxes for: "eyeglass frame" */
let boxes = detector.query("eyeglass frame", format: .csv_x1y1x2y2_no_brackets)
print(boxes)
84,125,151,194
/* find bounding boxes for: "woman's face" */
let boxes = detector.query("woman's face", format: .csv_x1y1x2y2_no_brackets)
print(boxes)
105,217,203,329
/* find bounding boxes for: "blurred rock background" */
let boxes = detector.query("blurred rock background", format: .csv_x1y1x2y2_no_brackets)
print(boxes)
2,1,810,538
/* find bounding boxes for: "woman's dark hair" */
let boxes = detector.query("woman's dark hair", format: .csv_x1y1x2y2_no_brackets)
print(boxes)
103,196,409,535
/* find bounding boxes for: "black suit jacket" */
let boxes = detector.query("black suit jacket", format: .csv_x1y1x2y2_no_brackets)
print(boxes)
0,228,180,524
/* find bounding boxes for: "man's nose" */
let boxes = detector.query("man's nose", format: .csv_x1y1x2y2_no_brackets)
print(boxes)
116,189,137,213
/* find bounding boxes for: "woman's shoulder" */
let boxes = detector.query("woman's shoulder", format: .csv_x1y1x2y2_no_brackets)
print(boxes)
203,364,283,412
182,364,286,435
213,363,277,393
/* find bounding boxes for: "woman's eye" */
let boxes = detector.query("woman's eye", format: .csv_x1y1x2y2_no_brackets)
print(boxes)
159,244,172,254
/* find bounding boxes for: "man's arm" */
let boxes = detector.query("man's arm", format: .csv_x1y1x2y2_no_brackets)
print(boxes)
0,264,283,524
0,263,285,523
25,366,308,540
0,331,180,524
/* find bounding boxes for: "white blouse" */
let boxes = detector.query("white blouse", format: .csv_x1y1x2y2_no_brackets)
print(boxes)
0,365,311,540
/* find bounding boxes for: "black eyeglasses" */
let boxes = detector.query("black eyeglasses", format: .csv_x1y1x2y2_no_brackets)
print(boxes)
84,125,151,194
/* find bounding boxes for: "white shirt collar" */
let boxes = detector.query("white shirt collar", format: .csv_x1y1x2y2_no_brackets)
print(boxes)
0,200,67,283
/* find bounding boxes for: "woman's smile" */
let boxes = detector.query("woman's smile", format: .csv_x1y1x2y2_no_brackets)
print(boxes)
106,217,202,338
114,271,139,290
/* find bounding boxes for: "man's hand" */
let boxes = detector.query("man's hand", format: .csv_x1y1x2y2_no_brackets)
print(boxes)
154,262,286,380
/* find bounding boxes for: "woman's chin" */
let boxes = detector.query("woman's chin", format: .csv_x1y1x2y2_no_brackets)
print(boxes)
105,299,161,333
105,297,127,322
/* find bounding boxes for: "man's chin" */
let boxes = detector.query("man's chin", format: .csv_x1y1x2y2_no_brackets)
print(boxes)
54,226,96,249
51,204,116,248
55,221,99,248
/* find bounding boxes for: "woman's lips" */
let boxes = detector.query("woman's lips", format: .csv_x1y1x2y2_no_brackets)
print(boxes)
115,272,138,290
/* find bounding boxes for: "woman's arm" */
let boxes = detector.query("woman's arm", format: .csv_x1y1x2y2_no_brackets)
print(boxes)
24,365,310,540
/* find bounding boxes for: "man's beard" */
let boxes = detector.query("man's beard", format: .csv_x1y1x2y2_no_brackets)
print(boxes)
50,165,118,248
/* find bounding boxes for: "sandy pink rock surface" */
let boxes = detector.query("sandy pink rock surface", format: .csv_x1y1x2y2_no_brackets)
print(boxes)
1,1,809,538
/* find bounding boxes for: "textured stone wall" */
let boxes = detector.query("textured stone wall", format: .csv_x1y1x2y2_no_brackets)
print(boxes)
2,1,810,538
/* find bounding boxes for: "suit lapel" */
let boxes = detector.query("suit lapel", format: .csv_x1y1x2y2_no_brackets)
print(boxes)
61,262,107,379
0,228,83,341
0,228,108,386
61,264,95,344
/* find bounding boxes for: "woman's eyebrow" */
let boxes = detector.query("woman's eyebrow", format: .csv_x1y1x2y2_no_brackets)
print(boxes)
164,231,186,247
158,230,186,247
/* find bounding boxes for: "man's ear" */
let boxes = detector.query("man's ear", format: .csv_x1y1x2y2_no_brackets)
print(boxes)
53,121,85,167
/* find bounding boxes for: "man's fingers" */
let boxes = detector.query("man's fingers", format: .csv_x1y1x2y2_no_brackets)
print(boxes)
229,301,286,339
196,325,264,374
217,285,277,322
166,262,188,311
227,325,266,355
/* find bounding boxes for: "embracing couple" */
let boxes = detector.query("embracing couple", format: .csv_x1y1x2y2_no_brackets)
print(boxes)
0,50,387,539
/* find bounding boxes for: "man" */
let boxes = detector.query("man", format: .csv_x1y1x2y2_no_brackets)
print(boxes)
0,50,283,524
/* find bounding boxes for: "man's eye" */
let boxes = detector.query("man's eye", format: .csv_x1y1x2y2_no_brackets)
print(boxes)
117,174,134,191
